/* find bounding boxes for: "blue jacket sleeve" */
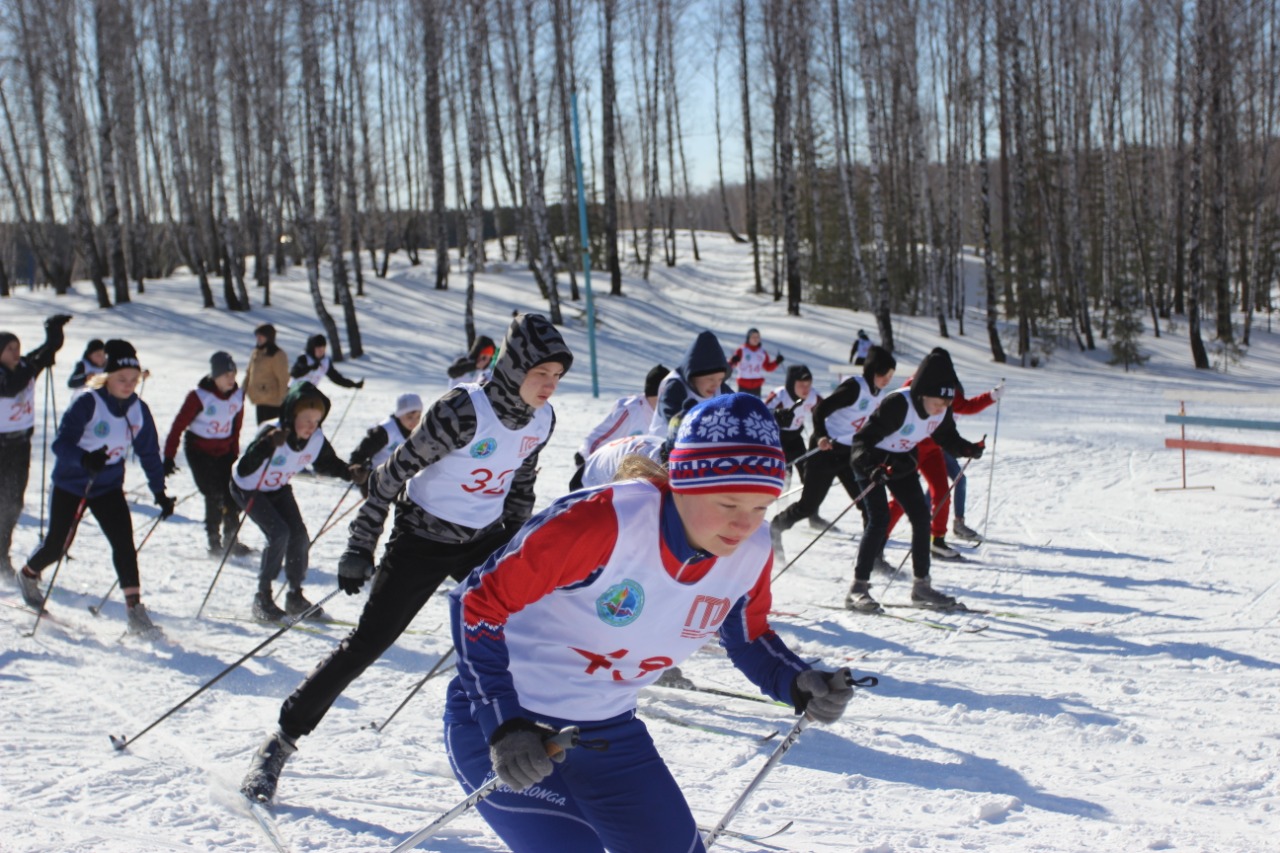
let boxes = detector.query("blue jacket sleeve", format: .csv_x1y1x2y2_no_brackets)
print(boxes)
718,594,810,705
132,402,167,497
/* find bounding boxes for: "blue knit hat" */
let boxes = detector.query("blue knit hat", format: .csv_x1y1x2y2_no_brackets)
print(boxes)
667,393,787,497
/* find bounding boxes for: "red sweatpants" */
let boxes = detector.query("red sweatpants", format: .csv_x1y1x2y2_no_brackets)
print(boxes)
886,440,949,539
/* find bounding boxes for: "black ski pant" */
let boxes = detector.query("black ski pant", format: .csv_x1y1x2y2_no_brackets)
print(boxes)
185,440,236,545
0,434,31,569
27,485,140,590
853,472,931,583
277,518,512,740
231,483,308,593
773,442,859,530
780,430,807,482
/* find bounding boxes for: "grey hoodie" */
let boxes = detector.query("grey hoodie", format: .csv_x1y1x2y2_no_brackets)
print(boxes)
347,314,572,552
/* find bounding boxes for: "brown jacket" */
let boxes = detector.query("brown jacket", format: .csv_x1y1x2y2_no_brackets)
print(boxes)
243,346,290,406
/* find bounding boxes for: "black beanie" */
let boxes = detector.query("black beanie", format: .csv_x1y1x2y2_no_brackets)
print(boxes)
0,332,17,354
910,347,959,400
784,363,812,398
644,364,668,398
745,327,760,342
862,345,897,381
84,339,105,359
307,333,327,352
210,351,237,377
103,339,140,373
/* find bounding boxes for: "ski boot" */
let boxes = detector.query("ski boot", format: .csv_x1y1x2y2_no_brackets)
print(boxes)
952,519,982,542
285,588,326,621
845,580,883,614
769,516,788,564
808,513,833,531
252,589,287,622
241,731,298,804
872,552,896,575
930,536,961,560
911,576,958,610
654,666,696,690
126,601,162,638
18,567,44,611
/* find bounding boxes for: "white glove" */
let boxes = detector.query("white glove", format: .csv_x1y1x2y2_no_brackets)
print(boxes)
990,383,1004,402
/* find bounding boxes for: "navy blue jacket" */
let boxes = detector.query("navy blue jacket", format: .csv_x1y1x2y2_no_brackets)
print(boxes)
51,387,165,500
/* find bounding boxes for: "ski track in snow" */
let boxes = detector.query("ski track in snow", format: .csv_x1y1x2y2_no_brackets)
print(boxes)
3,233,1279,851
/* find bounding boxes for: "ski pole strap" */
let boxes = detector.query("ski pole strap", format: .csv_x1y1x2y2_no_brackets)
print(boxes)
391,726,583,852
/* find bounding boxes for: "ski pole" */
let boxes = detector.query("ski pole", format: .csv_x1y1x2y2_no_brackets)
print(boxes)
786,444,822,470
195,457,275,618
882,449,981,593
309,481,356,548
88,491,196,616
327,385,361,445
981,383,1004,541
702,674,845,848
367,647,456,734
312,498,363,545
772,476,880,583
24,475,96,638
390,727,582,852
109,589,342,752
39,369,54,538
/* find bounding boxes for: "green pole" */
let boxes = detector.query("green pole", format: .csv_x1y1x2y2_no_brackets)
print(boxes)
570,92,599,397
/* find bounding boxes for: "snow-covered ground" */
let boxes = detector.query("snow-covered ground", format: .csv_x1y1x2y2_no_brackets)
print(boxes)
2,233,1278,852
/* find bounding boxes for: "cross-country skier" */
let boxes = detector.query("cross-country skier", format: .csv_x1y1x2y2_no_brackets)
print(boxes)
243,324,290,425
846,347,985,613
849,329,873,365
579,433,667,489
347,392,424,482
763,363,821,480
239,313,572,805
66,338,105,399
882,380,1002,558
162,352,247,557
647,330,732,438
232,381,358,622
290,333,363,391
569,363,666,490
0,315,70,581
727,327,783,396
17,339,174,635
444,393,861,852
446,334,497,388
769,346,896,560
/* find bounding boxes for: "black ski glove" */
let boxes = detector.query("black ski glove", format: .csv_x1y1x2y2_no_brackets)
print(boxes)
337,546,374,595
488,719,567,792
573,452,585,469
774,351,785,365
163,458,179,477
791,668,856,724
355,379,365,389
82,446,110,473
268,427,289,448
155,492,176,520
870,463,892,486
966,439,986,460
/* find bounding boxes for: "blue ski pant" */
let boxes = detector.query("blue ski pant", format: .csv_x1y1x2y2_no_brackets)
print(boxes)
445,708,706,853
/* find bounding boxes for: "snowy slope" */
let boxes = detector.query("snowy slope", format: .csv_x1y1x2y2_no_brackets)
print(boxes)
2,233,1278,852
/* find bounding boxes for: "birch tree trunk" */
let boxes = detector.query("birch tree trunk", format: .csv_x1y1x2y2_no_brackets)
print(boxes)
600,0,623,293
93,0,130,305
464,0,487,346
423,0,450,290
738,0,763,294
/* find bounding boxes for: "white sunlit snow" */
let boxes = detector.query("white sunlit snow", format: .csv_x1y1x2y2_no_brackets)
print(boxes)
1,232,1278,852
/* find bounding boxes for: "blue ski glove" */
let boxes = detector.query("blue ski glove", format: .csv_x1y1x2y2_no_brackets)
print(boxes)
337,547,374,595
489,719,566,792
792,668,855,724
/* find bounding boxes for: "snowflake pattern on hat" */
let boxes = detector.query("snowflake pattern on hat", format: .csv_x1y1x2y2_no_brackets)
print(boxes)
668,393,787,496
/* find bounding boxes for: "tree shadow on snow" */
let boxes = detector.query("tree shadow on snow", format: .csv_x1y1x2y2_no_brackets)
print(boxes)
969,622,1280,670
790,725,1109,819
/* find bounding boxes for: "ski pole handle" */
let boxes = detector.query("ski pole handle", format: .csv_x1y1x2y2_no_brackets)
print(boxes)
391,727,581,852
